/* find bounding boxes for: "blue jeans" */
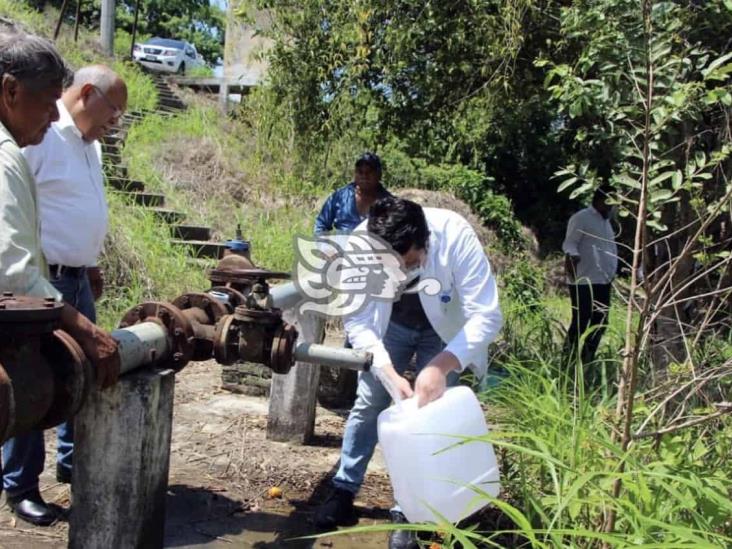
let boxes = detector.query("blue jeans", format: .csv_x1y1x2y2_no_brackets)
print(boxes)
2,269,96,496
332,321,459,495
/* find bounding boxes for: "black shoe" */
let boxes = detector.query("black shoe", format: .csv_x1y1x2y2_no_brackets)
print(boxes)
388,510,419,549
56,464,72,484
6,489,58,526
313,487,356,529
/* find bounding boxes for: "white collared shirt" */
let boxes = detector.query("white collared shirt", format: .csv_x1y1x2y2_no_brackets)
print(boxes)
22,100,108,267
343,208,503,378
562,206,618,284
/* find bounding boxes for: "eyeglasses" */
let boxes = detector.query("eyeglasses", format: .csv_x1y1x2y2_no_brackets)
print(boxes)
93,85,123,118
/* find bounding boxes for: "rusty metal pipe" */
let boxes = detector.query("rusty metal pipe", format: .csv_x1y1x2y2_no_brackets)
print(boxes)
192,322,215,341
111,322,171,375
293,343,372,372
181,307,210,325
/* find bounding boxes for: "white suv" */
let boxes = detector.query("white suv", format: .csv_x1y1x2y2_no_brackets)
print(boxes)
133,38,205,75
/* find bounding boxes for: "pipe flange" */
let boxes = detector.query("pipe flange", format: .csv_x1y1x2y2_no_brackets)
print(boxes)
208,268,290,287
208,286,248,311
173,292,228,324
119,302,195,371
213,314,237,365
0,295,63,335
38,330,93,429
270,323,298,374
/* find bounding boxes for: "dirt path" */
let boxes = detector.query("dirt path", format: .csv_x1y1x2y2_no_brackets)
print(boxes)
0,361,393,548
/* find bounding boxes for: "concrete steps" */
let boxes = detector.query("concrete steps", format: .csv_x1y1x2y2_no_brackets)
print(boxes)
106,177,145,192
150,207,186,225
171,225,212,241
171,239,227,260
100,73,225,260
115,191,166,207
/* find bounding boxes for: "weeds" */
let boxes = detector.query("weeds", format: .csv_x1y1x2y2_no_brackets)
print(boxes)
98,192,208,330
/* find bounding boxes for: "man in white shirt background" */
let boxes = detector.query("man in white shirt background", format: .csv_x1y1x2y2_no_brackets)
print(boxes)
314,197,503,549
2,64,127,526
562,184,618,366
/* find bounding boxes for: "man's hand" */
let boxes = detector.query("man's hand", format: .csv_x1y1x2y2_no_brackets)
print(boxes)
414,351,460,407
382,364,414,400
60,304,120,389
87,267,104,301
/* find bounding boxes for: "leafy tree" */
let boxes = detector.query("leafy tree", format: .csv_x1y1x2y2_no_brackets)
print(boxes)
117,0,225,63
32,0,225,63
546,0,732,367
243,0,576,250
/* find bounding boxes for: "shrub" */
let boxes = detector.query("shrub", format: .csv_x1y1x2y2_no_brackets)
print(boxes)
501,257,546,313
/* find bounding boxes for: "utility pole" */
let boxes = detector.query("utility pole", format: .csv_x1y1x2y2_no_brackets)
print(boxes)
73,0,82,42
129,0,142,61
100,0,115,56
53,0,70,41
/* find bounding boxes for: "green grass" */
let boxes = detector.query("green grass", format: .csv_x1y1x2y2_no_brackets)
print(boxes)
93,97,321,326
98,192,208,330
0,0,47,31
186,65,215,78
477,318,732,547
121,105,321,272
318,301,732,548
0,1,157,113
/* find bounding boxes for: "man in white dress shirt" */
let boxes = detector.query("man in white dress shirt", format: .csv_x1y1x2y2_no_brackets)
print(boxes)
562,184,618,366
2,65,126,526
314,197,503,549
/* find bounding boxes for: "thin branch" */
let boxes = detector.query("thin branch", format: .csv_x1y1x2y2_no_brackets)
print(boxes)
649,184,732,298
635,366,731,434
634,403,732,439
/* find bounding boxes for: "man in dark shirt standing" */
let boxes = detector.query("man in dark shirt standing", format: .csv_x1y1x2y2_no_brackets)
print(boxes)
315,153,392,405
315,152,391,234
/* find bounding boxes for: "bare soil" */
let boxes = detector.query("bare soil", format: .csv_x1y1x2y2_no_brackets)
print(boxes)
0,360,394,548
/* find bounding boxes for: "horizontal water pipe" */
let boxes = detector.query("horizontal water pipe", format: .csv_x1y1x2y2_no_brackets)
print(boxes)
112,322,171,375
294,343,372,371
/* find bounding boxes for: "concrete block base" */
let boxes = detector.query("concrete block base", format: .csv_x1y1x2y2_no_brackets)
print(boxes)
69,368,175,549
267,311,324,444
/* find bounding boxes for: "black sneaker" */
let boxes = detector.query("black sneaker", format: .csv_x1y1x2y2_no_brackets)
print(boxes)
388,510,419,549
313,487,356,529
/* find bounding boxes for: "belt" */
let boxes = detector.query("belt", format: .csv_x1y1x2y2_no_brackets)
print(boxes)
49,264,87,278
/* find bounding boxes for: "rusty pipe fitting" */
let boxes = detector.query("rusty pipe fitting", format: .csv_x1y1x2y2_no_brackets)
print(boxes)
0,296,92,445
118,302,195,371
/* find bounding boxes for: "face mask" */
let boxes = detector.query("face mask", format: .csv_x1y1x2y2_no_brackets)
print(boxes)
402,266,423,291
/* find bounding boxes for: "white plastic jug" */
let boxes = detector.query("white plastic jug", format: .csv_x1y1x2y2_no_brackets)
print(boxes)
377,385,500,523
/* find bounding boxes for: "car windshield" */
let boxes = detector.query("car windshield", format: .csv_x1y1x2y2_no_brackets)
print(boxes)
146,38,186,50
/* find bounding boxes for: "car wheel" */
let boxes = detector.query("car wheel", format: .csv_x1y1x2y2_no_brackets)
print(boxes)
178,62,186,75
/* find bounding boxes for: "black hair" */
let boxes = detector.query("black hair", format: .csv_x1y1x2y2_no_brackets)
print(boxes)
367,197,429,255
593,183,615,203
355,152,382,178
0,29,69,90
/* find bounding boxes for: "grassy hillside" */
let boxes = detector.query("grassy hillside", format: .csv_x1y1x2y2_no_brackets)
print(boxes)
0,1,319,328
